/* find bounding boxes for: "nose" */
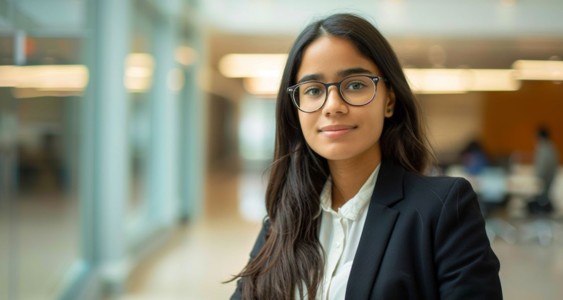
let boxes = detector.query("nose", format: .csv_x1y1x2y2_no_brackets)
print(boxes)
322,85,348,115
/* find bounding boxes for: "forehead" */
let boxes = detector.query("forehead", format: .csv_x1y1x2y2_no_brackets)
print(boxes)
296,35,380,81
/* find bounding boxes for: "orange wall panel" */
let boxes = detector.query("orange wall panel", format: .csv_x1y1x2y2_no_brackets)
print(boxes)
482,81,563,161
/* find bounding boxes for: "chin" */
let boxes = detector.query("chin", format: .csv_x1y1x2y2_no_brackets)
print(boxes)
314,143,381,163
316,150,357,161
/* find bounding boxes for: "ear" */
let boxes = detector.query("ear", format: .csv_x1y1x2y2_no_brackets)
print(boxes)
384,89,396,118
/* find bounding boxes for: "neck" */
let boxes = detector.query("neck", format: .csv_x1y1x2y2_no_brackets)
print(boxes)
329,156,381,210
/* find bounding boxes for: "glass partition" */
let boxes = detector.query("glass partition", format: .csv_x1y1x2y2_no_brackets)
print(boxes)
127,2,155,218
9,36,82,299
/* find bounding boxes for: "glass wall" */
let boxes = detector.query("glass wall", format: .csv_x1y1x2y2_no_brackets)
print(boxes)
0,34,83,300
0,0,205,299
0,34,15,300
127,2,155,219
237,96,274,221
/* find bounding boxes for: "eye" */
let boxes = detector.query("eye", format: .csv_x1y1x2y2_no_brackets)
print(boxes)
305,87,322,96
301,83,324,97
346,81,367,91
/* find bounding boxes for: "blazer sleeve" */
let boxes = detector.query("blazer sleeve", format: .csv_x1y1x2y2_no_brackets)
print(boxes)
230,218,270,300
434,178,503,299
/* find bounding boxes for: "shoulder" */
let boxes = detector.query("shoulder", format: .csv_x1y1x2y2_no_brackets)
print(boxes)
403,171,475,200
397,171,478,218
376,161,476,211
250,217,271,258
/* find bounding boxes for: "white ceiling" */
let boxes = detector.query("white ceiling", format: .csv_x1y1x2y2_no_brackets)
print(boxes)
2,0,563,38
201,0,563,38
0,0,85,35
1,0,562,69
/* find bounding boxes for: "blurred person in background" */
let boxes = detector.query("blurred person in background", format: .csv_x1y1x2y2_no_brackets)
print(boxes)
528,126,560,214
230,13,502,300
460,139,489,177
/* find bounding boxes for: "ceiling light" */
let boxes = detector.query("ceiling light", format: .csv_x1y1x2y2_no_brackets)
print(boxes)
124,53,155,92
467,69,520,91
513,60,563,81
404,68,519,93
404,68,469,94
219,53,287,78
0,65,88,91
243,75,281,96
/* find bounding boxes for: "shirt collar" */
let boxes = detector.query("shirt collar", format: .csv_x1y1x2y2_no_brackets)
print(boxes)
320,164,381,220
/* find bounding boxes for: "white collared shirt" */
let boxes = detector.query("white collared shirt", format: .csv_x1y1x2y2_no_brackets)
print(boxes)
312,165,380,300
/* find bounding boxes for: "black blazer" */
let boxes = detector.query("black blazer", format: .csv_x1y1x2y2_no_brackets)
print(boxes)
232,160,502,299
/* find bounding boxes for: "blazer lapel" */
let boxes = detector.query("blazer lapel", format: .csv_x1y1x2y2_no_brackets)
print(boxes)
345,160,405,299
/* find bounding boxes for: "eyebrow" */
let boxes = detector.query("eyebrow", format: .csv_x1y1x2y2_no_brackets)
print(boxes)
297,67,374,83
338,67,374,78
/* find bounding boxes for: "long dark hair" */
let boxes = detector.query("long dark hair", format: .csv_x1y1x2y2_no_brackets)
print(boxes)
234,13,433,299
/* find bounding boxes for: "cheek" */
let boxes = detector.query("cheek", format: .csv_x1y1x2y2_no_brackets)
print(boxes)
364,110,386,138
298,113,315,137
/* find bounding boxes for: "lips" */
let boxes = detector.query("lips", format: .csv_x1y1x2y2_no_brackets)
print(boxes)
320,124,356,131
319,124,357,137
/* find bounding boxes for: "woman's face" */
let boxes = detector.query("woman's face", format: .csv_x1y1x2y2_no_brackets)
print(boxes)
296,35,395,164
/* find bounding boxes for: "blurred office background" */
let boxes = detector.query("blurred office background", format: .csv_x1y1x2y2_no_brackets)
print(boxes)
0,0,562,299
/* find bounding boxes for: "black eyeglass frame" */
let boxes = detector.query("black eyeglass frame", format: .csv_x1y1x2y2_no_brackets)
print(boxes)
287,75,387,113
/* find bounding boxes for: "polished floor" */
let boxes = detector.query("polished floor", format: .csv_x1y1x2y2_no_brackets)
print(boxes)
122,169,563,300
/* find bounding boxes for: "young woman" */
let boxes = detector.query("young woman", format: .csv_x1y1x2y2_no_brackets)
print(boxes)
231,13,502,300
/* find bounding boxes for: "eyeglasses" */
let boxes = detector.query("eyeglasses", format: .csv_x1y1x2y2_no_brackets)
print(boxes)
287,75,386,113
